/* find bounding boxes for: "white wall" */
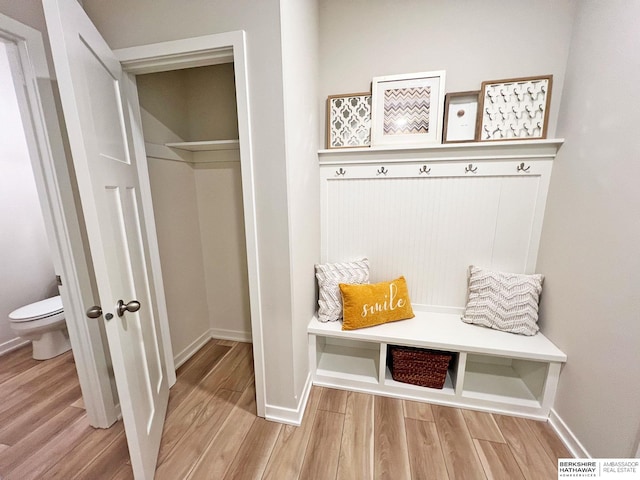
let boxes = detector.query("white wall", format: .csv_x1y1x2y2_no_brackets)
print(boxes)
187,63,238,141
319,0,576,146
194,159,251,340
146,158,211,361
536,0,640,458
0,41,56,352
280,0,321,405
136,70,190,143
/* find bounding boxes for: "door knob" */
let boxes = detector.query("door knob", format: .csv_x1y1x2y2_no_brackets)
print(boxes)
86,305,103,318
117,299,141,317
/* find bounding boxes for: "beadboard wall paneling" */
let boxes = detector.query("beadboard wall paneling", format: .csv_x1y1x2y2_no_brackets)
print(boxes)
321,158,551,311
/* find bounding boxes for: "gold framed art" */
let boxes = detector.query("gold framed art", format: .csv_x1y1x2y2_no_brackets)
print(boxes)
477,75,553,141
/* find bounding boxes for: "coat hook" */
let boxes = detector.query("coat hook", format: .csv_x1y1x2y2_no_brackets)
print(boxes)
336,167,346,176
465,163,478,174
517,162,530,173
419,165,431,175
377,166,388,176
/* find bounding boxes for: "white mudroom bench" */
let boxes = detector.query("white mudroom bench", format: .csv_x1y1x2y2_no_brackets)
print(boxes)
310,140,567,420
308,308,566,420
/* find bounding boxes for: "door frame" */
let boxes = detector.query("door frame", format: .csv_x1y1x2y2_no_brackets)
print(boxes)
115,30,266,417
0,13,118,427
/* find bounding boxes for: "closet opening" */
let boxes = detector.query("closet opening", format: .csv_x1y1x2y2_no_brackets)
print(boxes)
135,62,252,369
115,31,265,418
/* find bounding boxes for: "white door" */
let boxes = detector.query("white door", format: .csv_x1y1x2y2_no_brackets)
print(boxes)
42,0,168,478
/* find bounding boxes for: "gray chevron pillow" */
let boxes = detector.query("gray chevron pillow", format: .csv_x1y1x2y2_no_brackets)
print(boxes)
315,258,369,322
461,265,543,336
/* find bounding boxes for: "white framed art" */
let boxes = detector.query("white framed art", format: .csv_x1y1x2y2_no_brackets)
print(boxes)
443,91,480,143
371,70,446,147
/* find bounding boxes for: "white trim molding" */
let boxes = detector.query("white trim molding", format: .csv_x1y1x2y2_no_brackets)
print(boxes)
549,408,591,458
173,328,253,370
0,338,31,357
210,328,252,344
172,330,212,370
265,372,313,426
318,138,564,165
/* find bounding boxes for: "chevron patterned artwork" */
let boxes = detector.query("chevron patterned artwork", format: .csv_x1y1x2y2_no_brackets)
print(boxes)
371,71,445,146
383,86,431,135
462,265,544,336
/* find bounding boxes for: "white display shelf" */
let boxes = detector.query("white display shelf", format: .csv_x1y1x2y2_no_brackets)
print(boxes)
165,139,239,151
318,138,564,165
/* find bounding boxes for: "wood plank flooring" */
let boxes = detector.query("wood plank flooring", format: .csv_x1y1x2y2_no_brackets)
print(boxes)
0,340,571,479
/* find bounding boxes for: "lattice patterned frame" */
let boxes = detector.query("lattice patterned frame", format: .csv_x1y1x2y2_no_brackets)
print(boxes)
371,70,446,147
326,92,372,149
478,75,553,141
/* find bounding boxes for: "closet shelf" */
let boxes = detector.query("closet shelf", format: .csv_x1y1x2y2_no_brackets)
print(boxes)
145,142,240,164
165,140,239,152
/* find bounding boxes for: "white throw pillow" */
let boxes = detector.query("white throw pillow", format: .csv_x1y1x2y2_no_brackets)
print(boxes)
461,265,543,336
315,258,369,322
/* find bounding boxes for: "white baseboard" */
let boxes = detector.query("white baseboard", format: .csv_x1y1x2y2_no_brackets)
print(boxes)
549,408,590,458
173,330,213,369
265,372,313,426
210,327,252,343
0,337,30,356
173,328,253,369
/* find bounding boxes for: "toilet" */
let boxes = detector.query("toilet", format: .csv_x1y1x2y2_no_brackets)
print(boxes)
8,295,71,360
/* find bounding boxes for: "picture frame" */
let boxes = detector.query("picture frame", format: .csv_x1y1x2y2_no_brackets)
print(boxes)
371,70,446,147
442,91,480,143
477,75,553,141
326,92,372,149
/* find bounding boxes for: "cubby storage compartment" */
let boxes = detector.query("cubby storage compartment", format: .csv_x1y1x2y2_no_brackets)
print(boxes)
462,354,548,408
314,337,380,384
386,345,455,390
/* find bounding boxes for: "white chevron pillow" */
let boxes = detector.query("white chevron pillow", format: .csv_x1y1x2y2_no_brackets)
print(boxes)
315,258,369,322
461,265,543,336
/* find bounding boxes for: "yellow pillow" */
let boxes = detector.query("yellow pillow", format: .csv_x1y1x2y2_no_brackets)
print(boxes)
340,276,415,330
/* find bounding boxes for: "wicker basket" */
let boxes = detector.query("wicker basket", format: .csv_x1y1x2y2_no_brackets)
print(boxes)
387,345,453,389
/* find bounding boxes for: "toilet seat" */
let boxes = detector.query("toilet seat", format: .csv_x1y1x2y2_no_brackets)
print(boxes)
9,311,66,333
9,296,63,323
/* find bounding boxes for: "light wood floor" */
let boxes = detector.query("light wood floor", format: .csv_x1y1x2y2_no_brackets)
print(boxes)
0,340,570,479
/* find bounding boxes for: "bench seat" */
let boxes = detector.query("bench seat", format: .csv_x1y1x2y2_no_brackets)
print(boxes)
308,310,566,363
